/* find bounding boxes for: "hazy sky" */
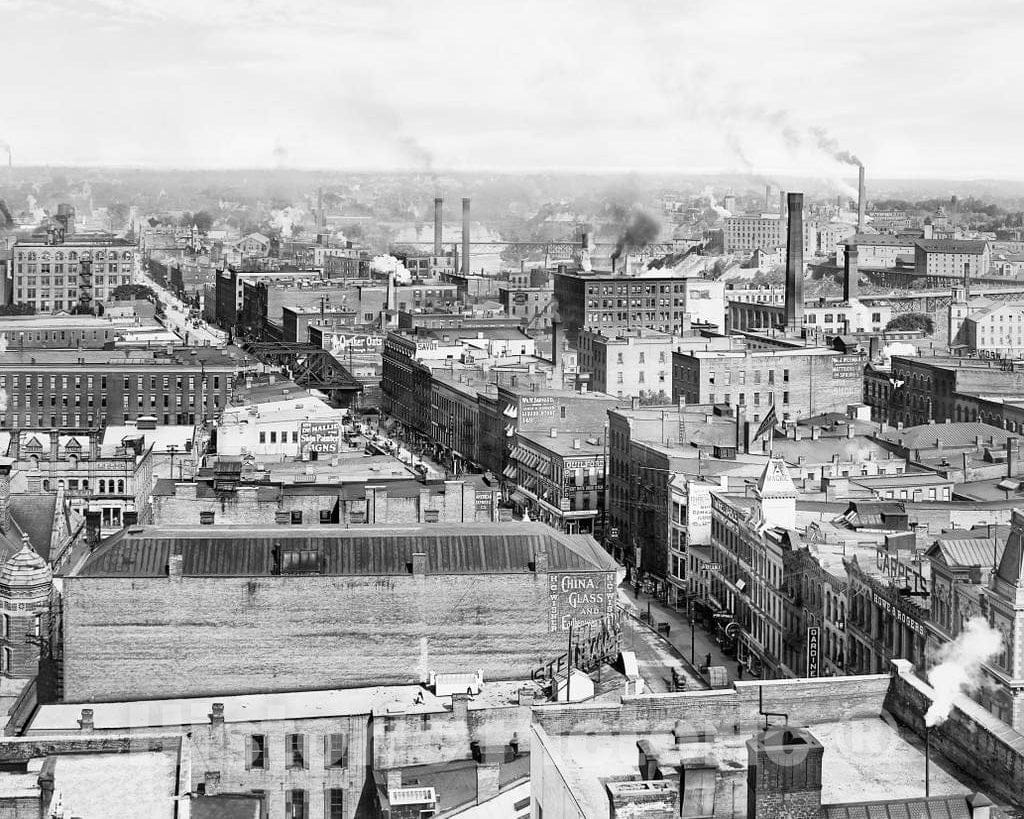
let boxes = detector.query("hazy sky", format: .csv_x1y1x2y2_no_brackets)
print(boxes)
1,0,1021,179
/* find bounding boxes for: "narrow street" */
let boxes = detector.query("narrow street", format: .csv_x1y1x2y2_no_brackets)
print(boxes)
618,584,745,687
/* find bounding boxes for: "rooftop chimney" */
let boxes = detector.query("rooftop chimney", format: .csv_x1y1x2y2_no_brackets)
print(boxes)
857,165,866,233
434,197,443,256
843,245,859,302
746,727,824,819
461,198,471,274
784,193,805,331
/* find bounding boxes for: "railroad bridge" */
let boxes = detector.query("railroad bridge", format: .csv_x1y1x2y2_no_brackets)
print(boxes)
241,341,363,407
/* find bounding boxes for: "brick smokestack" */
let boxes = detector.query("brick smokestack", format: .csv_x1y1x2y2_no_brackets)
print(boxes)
843,243,859,302
765,184,771,211
784,192,805,331
857,164,866,233
434,197,443,256
461,197,471,275
550,305,561,369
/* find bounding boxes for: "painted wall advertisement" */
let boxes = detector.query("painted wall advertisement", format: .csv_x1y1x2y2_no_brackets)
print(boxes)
519,395,557,427
832,355,863,379
300,421,341,455
548,572,616,632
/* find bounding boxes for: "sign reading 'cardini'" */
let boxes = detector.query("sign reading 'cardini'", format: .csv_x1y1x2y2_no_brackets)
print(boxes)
548,572,616,632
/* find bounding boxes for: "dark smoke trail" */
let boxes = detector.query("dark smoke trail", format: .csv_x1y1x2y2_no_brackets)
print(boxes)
610,208,661,262
809,126,861,167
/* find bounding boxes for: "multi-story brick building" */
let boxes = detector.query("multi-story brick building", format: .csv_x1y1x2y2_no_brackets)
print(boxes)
577,328,678,401
0,315,147,349
553,270,726,342
836,234,916,269
0,347,237,428
509,430,605,536
723,214,783,254
914,238,991,282
10,234,138,313
672,337,865,425
50,522,620,702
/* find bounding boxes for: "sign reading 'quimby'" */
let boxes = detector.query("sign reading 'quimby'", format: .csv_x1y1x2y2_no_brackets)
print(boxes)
300,421,341,455
548,572,616,632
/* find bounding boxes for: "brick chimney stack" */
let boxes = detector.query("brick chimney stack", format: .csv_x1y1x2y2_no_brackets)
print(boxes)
746,726,824,819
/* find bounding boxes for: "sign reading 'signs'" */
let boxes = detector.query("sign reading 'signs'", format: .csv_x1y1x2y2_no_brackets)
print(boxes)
548,572,616,632
300,421,341,455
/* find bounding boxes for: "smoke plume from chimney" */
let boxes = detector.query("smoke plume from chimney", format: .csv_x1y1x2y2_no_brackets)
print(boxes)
924,616,1003,727
609,208,660,272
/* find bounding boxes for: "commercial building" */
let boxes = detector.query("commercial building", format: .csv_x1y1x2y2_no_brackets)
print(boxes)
671,336,866,424
577,329,678,401
836,234,916,269
0,347,238,429
956,298,1024,357
216,393,348,458
50,522,620,702
866,355,1024,427
722,214,783,253
552,270,725,342
0,314,151,349
10,234,138,313
509,430,605,536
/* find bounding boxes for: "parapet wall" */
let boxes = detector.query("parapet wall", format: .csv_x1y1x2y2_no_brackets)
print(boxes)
884,659,1024,805
531,674,891,737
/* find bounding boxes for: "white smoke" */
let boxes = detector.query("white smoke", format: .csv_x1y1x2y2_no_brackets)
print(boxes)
269,206,305,238
881,342,917,362
924,616,1003,727
24,195,46,223
371,255,411,284
701,187,730,219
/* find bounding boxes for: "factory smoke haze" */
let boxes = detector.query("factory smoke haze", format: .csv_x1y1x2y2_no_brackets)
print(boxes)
924,617,1004,728
609,208,661,263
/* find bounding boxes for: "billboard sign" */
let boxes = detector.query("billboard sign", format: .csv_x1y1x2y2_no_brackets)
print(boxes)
300,421,340,455
548,572,616,632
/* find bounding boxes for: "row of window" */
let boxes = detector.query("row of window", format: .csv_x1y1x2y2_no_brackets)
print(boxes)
15,250,134,261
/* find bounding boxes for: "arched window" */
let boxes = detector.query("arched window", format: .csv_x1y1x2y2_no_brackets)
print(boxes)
1,647,11,674
1,614,8,638
68,454,78,470
69,251,78,261
97,480,105,494
117,479,125,494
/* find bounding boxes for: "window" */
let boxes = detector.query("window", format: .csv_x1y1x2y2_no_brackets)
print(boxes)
325,734,349,768
285,789,307,819
248,734,266,769
286,734,307,769
290,510,303,525
326,790,345,819
199,511,215,525
319,509,332,524
270,431,277,443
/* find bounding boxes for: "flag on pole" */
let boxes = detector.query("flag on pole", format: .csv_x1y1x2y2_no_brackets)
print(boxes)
752,404,777,442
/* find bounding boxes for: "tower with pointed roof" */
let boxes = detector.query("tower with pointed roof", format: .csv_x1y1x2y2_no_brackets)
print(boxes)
0,535,52,678
754,457,797,531
985,509,1024,731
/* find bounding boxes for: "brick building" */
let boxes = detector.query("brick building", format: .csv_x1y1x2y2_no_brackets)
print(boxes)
0,347,238,429
915,239,991,281
577,328,678,401
672,338,865,425
552,270,726,342
150,473,503,527
52,522,620,701
509,430,605,536
10,234,138,313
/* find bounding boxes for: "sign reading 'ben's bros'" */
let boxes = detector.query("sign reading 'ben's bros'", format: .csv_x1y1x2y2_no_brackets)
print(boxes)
548,572,616,632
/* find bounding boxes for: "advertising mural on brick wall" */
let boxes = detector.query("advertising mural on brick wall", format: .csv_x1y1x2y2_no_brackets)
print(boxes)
548,572,616,632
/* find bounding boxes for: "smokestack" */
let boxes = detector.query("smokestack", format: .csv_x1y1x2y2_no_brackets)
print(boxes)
779,190,787,216
461,197,471,275
551,306,561,369
434,197,443,256
765,184,771,211
784,193,805,331
843,244,859,302
857,165,866,232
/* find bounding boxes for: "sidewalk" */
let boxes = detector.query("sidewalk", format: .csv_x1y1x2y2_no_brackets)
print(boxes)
618,584,743,686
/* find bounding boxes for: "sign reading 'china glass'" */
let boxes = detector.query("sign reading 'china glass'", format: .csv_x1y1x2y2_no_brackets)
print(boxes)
548,573,616,632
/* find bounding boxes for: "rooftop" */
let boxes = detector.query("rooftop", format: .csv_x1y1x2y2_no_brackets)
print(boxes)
916,239,989,254
73,522,618,578
547,717,984,819
0,347,242,368
875,422,1012,451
